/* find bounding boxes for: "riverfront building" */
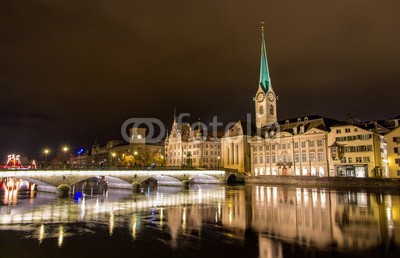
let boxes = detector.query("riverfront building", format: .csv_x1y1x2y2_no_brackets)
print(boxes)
164,116,222,168
328,124,387,178
240,25,394,178
385,126,400,178
72,127,164,168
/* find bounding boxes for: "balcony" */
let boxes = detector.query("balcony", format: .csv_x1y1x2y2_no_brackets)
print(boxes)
276,162,293,168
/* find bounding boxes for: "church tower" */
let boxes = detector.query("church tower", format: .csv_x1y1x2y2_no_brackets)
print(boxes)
255,23,277,128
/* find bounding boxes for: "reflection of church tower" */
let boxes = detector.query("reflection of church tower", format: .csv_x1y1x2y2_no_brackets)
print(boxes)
254,23,277,128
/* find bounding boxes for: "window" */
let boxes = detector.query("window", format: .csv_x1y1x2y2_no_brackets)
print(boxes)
363,157,370,163
266,156,270,163
336,129,342,134
259,156,263,164
398,170,400,176
348,158,353,163
259,146,263,151
354,128,358,132
287,143,291,149
302,153,307,162
317,140,323,147
345,128,351,133
272,156,276,163
282,143,286,149
356,157,362,163
253,157,257,164
395,147,399,153
272,144,276,151
294,142,299,148
309,141,314,147
310,152,315,162
341,157,346,163
252,146,256,152
295,154,299,162
270,105,274,116
318,152,324,162
301,142,306,148
395,159,400,164
278,144,282,149
259,105,264,115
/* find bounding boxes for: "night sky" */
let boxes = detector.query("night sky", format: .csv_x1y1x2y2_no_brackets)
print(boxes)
1,0,399,160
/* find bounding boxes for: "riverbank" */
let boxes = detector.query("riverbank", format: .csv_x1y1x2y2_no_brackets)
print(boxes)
245,175,400,190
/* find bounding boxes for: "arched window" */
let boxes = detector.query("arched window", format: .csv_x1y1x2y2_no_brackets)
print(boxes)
269,105,274,116
259,105,264,115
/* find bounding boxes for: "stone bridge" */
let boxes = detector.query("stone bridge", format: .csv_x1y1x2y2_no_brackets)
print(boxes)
0,169,245,193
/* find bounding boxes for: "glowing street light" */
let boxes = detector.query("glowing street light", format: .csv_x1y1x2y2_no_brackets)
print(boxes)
111,152,116,166
43,148,50,170
62,146,69,169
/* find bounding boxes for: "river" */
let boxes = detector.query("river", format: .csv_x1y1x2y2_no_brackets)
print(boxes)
0,178,399,257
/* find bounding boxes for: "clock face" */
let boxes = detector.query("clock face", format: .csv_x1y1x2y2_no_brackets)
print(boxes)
267,92,275,102
137,134,142,140
256,92,265,102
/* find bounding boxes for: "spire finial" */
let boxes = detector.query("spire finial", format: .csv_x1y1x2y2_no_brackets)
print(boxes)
261,21,265,31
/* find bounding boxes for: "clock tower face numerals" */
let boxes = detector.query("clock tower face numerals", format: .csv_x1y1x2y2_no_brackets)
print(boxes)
256,92,265,102
267,91,275,102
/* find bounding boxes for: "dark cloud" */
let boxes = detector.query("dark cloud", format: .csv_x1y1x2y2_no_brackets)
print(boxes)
0,0,399,159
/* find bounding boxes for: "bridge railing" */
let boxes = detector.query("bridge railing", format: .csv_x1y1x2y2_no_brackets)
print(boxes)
0,165,226,172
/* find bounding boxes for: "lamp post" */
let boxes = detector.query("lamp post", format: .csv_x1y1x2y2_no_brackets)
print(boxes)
111,152,116,167
44,149,50,170
62,146,69,169
134,151,138,167
217,156,221,169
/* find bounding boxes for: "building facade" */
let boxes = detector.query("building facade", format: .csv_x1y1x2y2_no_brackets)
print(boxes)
164,116,221,168
221,121,254,173
79,127,164,168
328,124,386,178
385,126,400,178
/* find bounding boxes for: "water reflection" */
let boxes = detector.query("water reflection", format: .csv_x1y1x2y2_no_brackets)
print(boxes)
0,183,399,257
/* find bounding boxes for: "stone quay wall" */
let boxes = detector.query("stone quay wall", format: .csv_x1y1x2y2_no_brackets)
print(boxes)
245,176,400,189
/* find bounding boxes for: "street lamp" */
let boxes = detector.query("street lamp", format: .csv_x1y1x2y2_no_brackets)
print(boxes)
133,151,138,167
111,152,116,166
62,146,69,169
217,156,221,169
44,148,50,170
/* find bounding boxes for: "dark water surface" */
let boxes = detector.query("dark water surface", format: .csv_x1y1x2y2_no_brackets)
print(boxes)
1,179,400,258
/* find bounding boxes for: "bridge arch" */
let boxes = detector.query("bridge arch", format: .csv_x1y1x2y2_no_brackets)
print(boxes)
189,174,219,184
14,177,58,192
139,175,182,187
70,176,132,190
226,173,245,185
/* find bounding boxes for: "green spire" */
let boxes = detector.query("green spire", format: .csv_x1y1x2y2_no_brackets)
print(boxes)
259,23,271,93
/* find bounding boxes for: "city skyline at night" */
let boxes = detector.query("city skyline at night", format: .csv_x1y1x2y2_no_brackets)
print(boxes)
1,1,399,159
